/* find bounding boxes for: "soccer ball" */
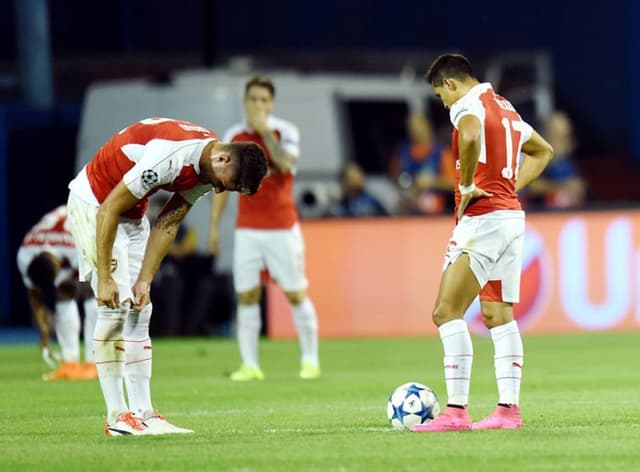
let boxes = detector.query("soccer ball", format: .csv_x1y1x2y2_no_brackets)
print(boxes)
386,382,440,430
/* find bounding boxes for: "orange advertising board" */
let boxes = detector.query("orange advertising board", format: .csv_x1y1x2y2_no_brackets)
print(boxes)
267,210,640,338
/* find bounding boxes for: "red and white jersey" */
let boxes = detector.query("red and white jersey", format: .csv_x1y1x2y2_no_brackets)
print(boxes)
68,117,218,219
16,206,78,288
223,115,300,229
450,83,533,217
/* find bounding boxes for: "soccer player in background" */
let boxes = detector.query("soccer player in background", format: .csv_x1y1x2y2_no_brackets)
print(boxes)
16,205,98,381
209,76,321,381
66,117,267,436
411,54,553,432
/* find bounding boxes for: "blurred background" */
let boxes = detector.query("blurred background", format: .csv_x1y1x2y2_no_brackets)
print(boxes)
2,0,640,339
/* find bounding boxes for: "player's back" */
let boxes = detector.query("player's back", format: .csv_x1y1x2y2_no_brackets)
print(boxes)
17,206,78,282
451,84,533,216
22,206,74,248
88,118,216,193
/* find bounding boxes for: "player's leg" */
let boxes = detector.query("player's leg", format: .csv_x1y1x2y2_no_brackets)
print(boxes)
473,221,525,430
82,300,97,363
229,229,265,381
66,194,148,435
51,298,81,375
121,220,154,417
97,242,148,434
121,217,192,434
413,216,499,432
75,282,98,379
284,289,320,379
40,276,81,380
265,225,319,379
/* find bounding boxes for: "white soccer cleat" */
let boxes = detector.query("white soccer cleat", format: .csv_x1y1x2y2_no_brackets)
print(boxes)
143,413,194,435
104,412,151,436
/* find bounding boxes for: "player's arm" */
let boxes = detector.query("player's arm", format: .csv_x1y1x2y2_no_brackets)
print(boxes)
515,130,554,193
259,130,298,173
27,288,51,349
456,115,493,219
132,193,192,310
248,110,298,173
208,191,229,254
457,115,482,186
96,181,139,308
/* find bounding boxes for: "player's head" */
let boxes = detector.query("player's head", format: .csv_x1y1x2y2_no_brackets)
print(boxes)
425,53,477,109
27,252,59,311
206,141,268,195
244,75,275,116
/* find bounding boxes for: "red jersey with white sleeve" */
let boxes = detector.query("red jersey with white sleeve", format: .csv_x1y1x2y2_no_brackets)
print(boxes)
68,117,218,219
16,206,78,288
449,83,533,217
223,115,299,229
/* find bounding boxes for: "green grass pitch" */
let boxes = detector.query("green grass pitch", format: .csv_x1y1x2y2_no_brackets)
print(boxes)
1,332,639,471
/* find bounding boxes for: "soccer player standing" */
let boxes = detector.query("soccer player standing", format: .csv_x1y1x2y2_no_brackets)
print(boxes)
411,54,553,432
66,117,267,435
209,76,321,381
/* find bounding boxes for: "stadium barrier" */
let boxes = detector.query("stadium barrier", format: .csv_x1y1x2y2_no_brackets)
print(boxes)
267,210,640,338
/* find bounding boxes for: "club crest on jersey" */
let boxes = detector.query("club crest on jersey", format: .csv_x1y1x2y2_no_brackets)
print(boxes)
141,169,159,187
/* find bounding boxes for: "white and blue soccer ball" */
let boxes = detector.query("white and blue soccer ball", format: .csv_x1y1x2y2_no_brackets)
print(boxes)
386,382,440,430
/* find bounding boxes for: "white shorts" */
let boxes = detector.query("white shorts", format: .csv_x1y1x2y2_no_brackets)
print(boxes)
66,192,150,303
233,224,308,293
444,210,525,303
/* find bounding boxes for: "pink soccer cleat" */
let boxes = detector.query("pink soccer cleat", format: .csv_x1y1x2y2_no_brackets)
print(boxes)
410,406,472,432
472,405,522,430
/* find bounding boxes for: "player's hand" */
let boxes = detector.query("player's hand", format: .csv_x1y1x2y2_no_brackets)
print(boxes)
457,186,493,220
97,276,120,309
41,346,61,368
132,280,151,311
208,226,221,255
247,109,269,135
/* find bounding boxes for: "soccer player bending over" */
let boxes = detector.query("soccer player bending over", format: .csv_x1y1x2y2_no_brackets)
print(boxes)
411,54,553,433
17,205,98,381
66,117,267,436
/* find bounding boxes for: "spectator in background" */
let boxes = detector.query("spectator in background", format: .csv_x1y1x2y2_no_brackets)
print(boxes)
327,162,388,217
391,112,456,214
522,111,586,209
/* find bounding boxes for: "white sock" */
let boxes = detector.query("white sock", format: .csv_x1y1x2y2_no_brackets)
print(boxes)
123,304,153,419
236,303,261,368
490,320,524,406
83,297,98,363
292,298,319,366
94,305,128,422
439,319,473,406
54,300,81,362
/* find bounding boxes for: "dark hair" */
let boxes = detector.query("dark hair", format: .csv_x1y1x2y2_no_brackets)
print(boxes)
229,142,269,195
425,53,475,87
27,253,57,311
245,75,276,98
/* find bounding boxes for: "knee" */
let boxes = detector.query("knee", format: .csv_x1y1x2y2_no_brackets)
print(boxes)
285,290,307,306
238,287,262,305
480,303,513,329
481,310,499,328
432,302,459,327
